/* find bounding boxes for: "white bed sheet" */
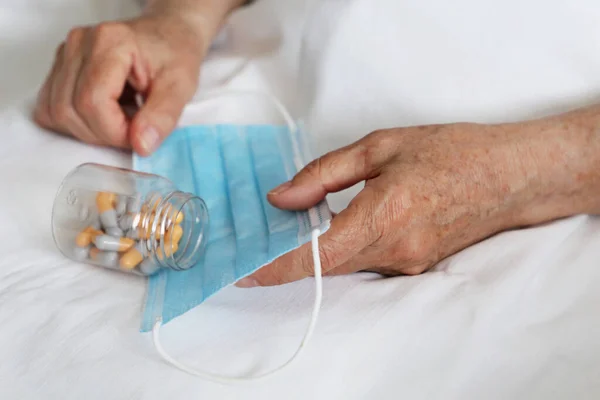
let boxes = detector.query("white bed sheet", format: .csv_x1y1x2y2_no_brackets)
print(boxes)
1,0,600,399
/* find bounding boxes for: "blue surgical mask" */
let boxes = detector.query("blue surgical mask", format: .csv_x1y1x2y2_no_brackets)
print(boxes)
133,91,331,382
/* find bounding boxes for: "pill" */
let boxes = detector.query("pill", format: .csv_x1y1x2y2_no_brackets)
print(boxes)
96,192,116,213
75,226,103,247
118,214,133,231
97,192,119,231
157,242,179,261
115,196,127,217
106,227,124,238
127,195,142,213
139,258,160,276
126,228,139,240
93,235,135,252
73,245,90,261
159,205,183,227
90,247,119,268
120,243,145,270
99,210,118,231
165,224,183,246
91,218,102,231
138,213,158,240
150,196,162,212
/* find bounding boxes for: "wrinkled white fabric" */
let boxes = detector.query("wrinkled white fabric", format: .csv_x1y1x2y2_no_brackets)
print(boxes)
1,0,600,399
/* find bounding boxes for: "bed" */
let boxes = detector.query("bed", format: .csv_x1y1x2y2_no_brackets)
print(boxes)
1,0,599,398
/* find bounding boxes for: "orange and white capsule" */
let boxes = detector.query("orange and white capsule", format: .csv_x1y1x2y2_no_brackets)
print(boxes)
93,235,135,252
119,243,145,270
75,226,103,247
137,213,155,240
165,224,183,247
90,247,119,268
157,243,179,261
96,192,123,236
163,205,184,226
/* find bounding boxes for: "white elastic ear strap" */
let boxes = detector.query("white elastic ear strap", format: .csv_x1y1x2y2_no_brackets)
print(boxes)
147,89,324,383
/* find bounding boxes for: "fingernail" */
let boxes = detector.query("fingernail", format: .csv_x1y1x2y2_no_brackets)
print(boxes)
140,126,160,154
236,277,260,288
269,181,292,196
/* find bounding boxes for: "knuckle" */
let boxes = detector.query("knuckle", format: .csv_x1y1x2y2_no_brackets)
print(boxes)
400,235,432,264
66,27,85,45
302,158,322,180
93,22,119,40
316,246,337,273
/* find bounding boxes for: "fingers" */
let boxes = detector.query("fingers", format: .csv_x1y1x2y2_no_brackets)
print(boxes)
73,45,137,148
34,45,63,130
129,68,197,156
236,186,381,287
267,132,394,210
33,23,146,148
48,29,97,143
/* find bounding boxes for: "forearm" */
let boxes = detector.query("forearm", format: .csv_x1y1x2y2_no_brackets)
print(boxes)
142,0,246,41
511,104,600,226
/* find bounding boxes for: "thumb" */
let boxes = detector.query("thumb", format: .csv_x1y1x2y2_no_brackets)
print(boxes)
130,70,196,156
268,136,385,210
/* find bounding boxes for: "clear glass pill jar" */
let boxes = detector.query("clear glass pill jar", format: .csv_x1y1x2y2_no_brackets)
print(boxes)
51,163,209,276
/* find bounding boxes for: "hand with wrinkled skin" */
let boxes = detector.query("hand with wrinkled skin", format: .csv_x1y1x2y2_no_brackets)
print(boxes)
33,0,245,155
237,106,600,287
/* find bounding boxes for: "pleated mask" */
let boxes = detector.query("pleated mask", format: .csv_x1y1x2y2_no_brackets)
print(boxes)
133,91,331,383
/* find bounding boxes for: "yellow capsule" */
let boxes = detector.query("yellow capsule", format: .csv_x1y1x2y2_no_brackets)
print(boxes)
137,212,155,240
165,224,183,246
157,243,179,261
144,196,162,213
96,192,116,213
75,226,103,247
175,211,184,224
119,246,144,270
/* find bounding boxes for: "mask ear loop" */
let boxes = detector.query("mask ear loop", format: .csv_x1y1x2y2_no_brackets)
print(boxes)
142,89,325,383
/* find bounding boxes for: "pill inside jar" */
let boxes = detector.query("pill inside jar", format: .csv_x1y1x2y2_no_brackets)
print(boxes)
51,163,209,276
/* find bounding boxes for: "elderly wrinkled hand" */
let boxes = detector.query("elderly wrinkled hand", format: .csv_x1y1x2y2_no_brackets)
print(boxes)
237,113,600,287
33,13,210,155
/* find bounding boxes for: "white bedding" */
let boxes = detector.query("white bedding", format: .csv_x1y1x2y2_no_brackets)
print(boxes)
1,0,600,398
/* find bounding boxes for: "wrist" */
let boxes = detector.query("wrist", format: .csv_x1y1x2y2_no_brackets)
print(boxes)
142,0,244,47
508,107,600,226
